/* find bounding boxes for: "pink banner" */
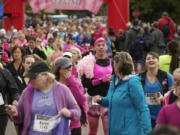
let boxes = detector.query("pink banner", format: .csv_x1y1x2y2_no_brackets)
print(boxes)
28,0,104,14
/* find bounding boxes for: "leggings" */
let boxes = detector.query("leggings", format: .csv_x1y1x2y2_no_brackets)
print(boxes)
151,119,156,129
71,127,81,135
88,115,108,135
0,114,8,135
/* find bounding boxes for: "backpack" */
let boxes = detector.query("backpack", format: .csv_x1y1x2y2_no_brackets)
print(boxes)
143,33,152,52
130,29,144,61
162,20,170,38
139,69,169,95
157,37,166,49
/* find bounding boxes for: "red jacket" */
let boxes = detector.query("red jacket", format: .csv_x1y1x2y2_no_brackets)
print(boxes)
158,16,176,40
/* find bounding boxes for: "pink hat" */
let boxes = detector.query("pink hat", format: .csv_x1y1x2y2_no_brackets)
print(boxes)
94,37,107,46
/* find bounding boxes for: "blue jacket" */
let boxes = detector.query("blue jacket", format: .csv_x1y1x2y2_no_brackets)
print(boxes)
100,75,152,135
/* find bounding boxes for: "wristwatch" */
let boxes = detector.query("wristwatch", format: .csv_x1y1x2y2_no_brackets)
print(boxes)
98,78,103,83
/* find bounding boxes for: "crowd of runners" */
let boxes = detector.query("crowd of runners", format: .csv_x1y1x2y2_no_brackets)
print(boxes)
0,11,180,135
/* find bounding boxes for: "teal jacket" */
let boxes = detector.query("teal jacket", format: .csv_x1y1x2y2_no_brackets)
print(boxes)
100,75,152,135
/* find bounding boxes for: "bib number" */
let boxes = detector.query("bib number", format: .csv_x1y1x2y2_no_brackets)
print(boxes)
145,92,160,105
0,93,4,105
33,114,61,133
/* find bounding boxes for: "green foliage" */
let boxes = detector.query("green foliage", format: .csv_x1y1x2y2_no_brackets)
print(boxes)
62,10,91,16
25,0,180,24
130,0,180,24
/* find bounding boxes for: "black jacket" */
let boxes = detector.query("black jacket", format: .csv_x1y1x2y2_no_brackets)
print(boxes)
81,59,111,97
0,68,19,115
6,62,26,94
26,47,47,60
125,26,144,51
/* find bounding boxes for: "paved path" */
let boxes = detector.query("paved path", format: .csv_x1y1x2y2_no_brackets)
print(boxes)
6,119,104,135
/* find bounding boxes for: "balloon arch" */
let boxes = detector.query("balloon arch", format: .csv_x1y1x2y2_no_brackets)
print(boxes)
3,0,129,34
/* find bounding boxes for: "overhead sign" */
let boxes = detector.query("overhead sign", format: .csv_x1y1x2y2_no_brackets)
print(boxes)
28,0,104,14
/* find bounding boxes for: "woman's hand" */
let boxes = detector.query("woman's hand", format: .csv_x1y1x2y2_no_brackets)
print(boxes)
82,122,88,127
107,74,112,82
93,95,102,103
12,100,18,106
64,71,71,79
156,92,163,104
58,108,71,118
5,105,18,117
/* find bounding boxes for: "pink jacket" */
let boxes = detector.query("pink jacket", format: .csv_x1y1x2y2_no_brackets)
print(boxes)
66,76,88,129
72,65,78,79
2,50,9,63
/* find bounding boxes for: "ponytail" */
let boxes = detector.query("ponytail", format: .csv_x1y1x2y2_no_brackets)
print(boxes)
167,40,180,74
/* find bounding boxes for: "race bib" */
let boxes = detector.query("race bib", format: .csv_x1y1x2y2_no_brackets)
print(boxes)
86,43,90,46
0,93,4,105
33,114,61,133
145,92,160,105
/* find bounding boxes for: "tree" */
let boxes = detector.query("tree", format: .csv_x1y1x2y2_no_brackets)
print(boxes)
130,0,180,24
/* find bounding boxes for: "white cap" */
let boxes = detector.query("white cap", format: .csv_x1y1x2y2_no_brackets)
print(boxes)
54,28,59,32
0,29,6,35
63,52,73,58
13,29,17,33
50,27,55,31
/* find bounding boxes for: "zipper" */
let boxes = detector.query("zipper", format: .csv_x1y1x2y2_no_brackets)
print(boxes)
109,84,116,135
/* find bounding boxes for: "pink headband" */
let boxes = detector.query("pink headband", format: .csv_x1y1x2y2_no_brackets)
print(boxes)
94,37,107,46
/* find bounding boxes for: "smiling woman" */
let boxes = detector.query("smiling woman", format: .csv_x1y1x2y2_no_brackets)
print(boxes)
139,51,174,128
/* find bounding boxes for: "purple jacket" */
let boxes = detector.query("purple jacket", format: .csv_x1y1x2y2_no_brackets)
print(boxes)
66,76,88,129
13,80,81,135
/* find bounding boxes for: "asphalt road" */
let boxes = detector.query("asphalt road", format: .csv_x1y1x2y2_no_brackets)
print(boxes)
6,118,104,135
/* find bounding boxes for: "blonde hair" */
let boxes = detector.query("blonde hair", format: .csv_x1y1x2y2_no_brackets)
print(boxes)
39,72,55,84
114,52,134,75
71,47,82,60
54,41,63,51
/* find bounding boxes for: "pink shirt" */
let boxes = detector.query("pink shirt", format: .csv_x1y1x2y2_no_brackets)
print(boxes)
50,52,63,61
156,102,180,129
4,42,9,50
41,39,47,47
15,39,27,46
2,50,9,63
93,59,112,79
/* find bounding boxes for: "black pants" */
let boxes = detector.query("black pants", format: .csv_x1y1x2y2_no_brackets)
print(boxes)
71,127,81,135
151,119,156,129
0,114,8,135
